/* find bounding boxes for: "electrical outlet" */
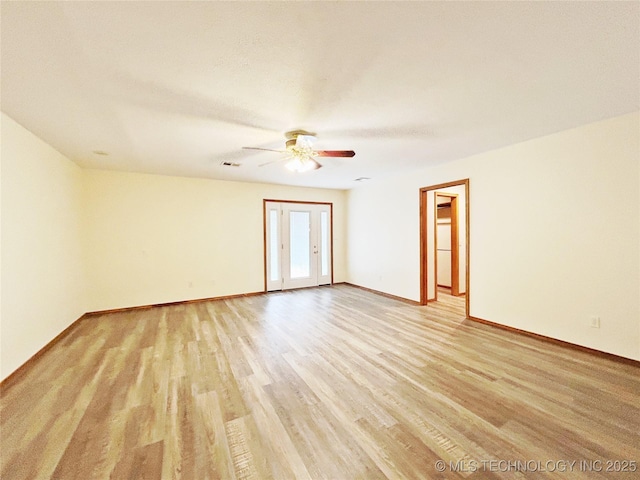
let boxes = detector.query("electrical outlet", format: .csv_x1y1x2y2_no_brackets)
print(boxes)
590,316,600,328
188,281,194,288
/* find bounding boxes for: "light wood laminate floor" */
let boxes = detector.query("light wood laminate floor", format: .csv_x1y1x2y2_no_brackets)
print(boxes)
1,285,639,479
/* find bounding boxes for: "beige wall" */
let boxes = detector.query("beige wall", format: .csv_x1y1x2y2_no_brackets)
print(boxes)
1,113,87,378
83,170,347,312
347,112,640,360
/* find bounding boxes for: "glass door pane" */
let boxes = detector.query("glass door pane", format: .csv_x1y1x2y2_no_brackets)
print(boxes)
320,211,329,277
265,202,283,291
269,209,279,282
289,211,311,278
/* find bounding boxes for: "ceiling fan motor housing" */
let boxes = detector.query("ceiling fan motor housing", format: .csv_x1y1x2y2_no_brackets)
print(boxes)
284,129,314,140
284,130,316,151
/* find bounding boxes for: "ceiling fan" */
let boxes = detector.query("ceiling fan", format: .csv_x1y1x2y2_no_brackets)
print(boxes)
242,130,355,172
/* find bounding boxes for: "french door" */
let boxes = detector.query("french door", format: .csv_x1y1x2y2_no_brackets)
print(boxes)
265,201,332,291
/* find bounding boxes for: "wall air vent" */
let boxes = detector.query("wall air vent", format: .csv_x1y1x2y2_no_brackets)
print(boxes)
221,161,241,167
354,177,371,182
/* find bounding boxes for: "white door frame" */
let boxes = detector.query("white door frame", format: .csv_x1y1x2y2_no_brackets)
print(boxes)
264,200,333,291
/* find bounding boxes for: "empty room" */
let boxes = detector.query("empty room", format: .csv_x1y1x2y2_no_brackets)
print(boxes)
1,2,639,479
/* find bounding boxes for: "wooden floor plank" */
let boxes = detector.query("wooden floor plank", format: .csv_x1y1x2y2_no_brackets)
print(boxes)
2,285,639,479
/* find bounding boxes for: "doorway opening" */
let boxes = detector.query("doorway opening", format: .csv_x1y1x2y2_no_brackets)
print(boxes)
264,200,332,291
420,179,469,317
435,192,460,296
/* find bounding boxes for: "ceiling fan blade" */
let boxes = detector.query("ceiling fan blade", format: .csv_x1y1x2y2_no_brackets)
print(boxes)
315,150,356,158
242,147,285,153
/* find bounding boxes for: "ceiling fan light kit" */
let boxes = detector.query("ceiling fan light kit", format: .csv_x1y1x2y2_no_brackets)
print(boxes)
285,156,320,172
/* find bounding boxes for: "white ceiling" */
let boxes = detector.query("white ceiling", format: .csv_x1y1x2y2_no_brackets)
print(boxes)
2,2,638,190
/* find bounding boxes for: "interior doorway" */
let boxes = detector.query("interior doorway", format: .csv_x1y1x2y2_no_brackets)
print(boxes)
419,179,469,317
264,200,332,291
435,192,459,296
